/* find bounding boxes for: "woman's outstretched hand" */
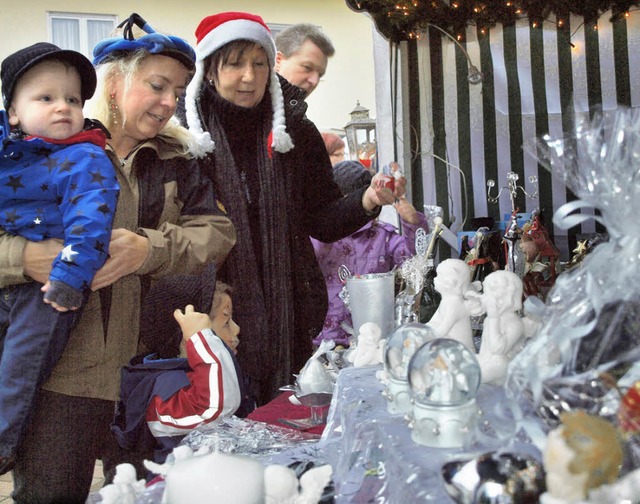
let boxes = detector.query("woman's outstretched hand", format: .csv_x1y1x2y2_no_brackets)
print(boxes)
362,172,408,211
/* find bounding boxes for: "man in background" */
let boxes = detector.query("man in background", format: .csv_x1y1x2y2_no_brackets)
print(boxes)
275,24,335,98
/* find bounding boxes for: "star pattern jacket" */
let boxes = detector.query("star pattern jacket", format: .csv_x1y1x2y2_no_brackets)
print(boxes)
0,134,237,401
0,116,118,292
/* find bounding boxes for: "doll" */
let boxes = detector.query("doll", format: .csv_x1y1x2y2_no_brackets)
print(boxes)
541,411,623,503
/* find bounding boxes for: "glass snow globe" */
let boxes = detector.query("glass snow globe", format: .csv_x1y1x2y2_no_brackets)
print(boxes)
407,338,481,448
381,323,439,414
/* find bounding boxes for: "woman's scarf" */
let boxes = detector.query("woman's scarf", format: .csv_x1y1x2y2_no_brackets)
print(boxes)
200,85,295,403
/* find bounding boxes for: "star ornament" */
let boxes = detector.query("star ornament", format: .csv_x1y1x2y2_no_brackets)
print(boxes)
573,240,587,256
61,244,79,263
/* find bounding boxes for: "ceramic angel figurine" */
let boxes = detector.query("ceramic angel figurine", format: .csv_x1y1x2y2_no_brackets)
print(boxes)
98,463,146,504
427,258,477,352
141,446,333,504
476,270,526,385
265,464,333,504
347,322,384,367
540,411,623,503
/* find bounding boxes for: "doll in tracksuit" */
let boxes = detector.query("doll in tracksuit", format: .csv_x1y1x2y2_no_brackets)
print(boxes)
0,42,118,472
113,283,254,465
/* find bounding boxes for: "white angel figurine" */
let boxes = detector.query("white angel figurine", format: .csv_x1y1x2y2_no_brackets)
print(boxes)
427,258,477,352
98,463,146,504
347,322,384,367
476,270,525,385
265,464,333,504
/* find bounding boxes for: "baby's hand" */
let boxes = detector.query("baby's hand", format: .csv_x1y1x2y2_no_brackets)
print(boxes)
174,304,212,342
41,281,79,312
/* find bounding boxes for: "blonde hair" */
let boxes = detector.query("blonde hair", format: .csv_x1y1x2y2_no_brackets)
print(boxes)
85,26,198,156
560,411,623,491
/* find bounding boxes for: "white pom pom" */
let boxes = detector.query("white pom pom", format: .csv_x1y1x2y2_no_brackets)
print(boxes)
189,131,215,158
434,216,443,227
272,126,294,153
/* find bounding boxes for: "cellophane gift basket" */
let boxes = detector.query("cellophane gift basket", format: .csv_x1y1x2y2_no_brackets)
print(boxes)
505,108,640,471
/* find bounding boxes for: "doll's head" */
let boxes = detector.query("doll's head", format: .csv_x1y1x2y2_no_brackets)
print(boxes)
209,282,240,354
544,411,623,500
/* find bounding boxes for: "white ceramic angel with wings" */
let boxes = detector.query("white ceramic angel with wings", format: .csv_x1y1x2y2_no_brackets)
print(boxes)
427,258,478,352
475,270,526,385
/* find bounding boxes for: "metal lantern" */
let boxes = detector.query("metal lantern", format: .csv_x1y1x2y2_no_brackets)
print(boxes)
344,101,377,172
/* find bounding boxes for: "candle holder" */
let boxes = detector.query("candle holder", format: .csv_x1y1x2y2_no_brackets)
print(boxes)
487,172,539,277
486,172,539,213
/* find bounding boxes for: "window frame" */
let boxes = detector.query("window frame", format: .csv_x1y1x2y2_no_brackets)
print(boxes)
47,11,118,58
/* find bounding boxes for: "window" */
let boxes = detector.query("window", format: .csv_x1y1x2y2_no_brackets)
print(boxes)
48,12,117,59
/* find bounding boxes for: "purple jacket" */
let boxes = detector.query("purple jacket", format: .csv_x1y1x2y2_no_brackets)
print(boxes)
311,213,428,346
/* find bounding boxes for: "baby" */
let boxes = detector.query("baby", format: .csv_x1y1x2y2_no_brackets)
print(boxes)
0,42,117,472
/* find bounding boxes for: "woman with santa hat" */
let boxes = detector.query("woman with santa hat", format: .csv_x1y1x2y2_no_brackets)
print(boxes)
184,11,407,405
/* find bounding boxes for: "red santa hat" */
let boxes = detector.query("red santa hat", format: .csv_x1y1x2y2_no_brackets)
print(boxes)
185,12,294,157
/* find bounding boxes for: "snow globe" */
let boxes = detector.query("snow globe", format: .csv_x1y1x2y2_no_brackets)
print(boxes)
406,338,481,448
381,322,439,414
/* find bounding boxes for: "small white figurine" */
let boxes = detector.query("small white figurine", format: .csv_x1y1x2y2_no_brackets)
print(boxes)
149,450,264,504
297,340,335,395
427,259,477,351
347,322,384,367
139,446,332,504
97,463,146,504
265,464,333,504
475,270,525,385
540,411,623,503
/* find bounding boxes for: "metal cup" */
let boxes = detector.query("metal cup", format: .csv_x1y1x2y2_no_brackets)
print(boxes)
346,271,396,339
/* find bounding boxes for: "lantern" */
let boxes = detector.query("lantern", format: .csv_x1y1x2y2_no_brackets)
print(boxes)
344,101,377,172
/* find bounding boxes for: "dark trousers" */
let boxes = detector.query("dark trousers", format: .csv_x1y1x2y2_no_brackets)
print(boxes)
0,282,81,459
12,389,150,504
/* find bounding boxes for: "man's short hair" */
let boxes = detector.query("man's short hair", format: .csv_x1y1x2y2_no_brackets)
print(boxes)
275,24,335,58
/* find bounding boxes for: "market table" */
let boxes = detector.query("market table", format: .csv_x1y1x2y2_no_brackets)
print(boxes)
261,364,543,502
110,363,544,503
247,391,328,436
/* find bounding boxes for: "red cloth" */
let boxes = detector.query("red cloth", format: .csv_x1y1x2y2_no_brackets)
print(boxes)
247,392,327,436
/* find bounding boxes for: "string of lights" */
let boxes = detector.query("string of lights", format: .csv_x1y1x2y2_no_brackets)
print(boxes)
346,0,640,41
